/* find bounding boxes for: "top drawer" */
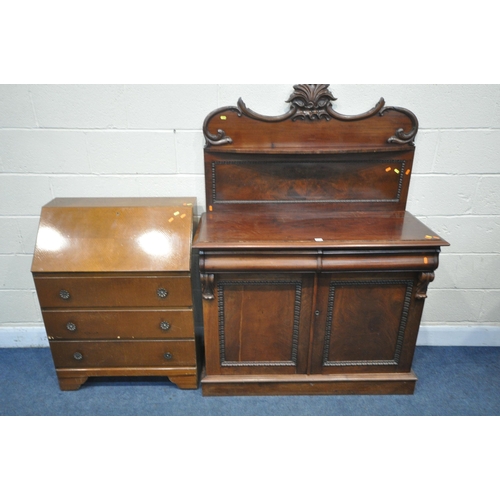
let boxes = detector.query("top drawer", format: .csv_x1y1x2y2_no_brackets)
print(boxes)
34,275,192,308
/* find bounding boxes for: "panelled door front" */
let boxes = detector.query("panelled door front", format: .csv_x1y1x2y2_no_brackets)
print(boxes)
203,273,314,376
311,272,420,375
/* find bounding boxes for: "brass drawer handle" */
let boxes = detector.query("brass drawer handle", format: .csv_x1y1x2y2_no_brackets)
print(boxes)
66,322,77,332
73,352,83,361
59,290,70,300
164,352,173,360
157,288,168,299
160,321,171,331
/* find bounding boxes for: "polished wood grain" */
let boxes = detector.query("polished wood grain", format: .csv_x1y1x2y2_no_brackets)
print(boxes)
203,273,313,376
31,197,195,273
34,275,193,308
32,198,199,391
205,151,415,213
203,92,416,152
50,340,196,368
41,309,194,340
200,372,417,396
194,210,448,250
195,84,447,396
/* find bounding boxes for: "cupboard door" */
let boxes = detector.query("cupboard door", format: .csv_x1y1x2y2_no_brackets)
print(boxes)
311,273,419,374
203,273,313,376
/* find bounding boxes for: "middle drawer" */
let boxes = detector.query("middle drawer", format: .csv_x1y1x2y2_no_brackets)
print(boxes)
42,309,194,340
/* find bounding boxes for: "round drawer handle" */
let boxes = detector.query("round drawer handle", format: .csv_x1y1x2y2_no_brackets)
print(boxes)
66,322,77,332
73,352,83,361
160,321,171,331
164,352,173,360
157,288,168,299
59,290,71,300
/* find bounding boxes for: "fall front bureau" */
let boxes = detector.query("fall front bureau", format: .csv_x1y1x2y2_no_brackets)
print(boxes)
32,197,199,391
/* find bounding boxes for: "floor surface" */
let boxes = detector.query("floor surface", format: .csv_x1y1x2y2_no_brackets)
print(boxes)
1,346,499,415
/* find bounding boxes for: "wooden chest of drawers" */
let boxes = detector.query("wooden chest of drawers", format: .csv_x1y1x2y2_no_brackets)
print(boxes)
32,197,198,391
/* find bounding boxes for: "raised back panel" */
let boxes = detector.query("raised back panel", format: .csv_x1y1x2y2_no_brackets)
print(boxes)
202,84,418,213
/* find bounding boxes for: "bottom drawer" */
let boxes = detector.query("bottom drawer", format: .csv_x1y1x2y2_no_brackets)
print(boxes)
50,340,196,369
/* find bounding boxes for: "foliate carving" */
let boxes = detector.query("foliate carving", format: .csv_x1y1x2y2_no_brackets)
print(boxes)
202,84,419,147
286,84,337,121
416,272,435,300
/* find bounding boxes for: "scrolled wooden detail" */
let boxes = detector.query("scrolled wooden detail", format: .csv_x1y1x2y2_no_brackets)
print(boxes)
203,106,242,146
415,272,435,300
238,84,385,123
236,97,296,123
379,106,419,145
201,273,215,300
203,84,419,148
327,97,386,122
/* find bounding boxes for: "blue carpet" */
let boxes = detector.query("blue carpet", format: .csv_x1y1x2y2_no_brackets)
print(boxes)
1,346,499,415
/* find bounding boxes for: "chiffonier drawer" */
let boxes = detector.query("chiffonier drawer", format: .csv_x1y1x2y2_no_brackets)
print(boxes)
34,275,193,308
41,309,195,340
50,340,197,369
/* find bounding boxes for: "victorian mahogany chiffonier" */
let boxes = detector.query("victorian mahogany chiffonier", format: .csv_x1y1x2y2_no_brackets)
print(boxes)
32,197,199,391
193,84,449,396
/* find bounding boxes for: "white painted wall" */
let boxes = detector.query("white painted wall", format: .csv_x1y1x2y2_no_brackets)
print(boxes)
1,84,499,346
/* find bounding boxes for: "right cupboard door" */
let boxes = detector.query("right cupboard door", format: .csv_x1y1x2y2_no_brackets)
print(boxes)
311,272,423,375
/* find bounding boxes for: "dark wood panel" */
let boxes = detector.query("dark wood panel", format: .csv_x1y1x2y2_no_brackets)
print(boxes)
204,111,415,152
201,372,417,396
203,273,313,376
208,153,413,213
326,280,409,364
311,273,421,374
42,309,194,340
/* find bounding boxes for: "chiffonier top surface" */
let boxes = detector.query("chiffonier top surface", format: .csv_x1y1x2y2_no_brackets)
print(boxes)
32,197,196,273
193,210,449,250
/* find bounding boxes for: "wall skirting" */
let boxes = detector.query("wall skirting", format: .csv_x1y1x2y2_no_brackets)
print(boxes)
0,325,499,348
416,325,500,346
0,327,49,348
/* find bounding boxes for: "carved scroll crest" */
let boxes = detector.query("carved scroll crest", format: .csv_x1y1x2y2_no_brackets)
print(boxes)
203,83,419,147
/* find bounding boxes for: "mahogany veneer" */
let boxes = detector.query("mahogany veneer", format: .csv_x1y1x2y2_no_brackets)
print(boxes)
193,84,449,396
32,197,199,391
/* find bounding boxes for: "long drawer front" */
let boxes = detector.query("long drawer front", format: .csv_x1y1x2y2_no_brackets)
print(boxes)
42,309,194,340
50,340,196,368
34,276,192,308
